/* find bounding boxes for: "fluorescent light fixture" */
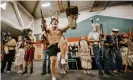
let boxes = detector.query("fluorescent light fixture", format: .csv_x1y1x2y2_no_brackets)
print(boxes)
0,3,7,10
41,3,50,7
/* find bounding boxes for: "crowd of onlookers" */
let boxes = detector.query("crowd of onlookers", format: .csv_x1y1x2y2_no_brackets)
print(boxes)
1,27,133,75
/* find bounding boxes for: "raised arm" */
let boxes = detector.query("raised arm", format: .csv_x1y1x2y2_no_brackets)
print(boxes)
60,15,78,32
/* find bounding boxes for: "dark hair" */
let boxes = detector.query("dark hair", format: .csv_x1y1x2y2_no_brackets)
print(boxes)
50,18,59,24
27,28,33,33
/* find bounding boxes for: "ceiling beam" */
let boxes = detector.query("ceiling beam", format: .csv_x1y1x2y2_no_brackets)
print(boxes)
32,1,39,17
103,1,111,10
11,1,24,28
90,1,96,12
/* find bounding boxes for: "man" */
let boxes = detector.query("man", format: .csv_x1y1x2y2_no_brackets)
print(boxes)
88,24,111,75
105,29,123,73
72,43,78,56
41,34,51,75
1,34,16,73
42,14,78,80
22,29,35,74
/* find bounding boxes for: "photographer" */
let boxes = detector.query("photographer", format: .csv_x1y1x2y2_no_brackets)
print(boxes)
1,34,16,73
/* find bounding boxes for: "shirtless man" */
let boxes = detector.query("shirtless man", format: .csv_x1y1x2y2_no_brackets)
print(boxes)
42,14,78,80
22,29,35,74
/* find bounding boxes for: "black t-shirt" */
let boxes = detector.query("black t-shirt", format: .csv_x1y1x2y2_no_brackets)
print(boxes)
105,35,121,48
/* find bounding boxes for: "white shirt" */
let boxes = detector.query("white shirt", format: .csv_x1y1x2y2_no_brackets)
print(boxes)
88,31,100,44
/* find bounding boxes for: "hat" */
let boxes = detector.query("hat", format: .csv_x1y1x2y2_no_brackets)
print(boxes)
112,28,119,32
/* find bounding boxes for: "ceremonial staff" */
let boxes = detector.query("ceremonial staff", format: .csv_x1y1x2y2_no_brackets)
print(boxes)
40,8,49,47
99,24,104,58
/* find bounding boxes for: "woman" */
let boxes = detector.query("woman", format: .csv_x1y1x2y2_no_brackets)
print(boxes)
14,36,25,73
78,37,92,74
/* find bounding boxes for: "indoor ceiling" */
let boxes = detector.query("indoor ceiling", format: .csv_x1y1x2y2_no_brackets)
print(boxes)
18,1,133,19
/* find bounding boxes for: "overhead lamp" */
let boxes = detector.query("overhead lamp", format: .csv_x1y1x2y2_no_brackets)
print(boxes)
41,3,51,7
0,3,7,10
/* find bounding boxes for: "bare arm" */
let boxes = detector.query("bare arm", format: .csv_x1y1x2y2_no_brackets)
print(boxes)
60,15,78,32
60,25,71,32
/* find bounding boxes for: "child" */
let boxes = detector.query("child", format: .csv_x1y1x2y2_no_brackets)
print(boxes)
14,36,25,73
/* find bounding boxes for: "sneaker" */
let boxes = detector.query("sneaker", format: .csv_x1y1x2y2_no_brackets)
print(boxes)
113,70,119,74
61,59,66,65
99,71,103,75
41,72,46,75
84,70,87,74
62,70,66,74
17,70,22,73
87,71,90,74
52,77,56,80
6,71,10,73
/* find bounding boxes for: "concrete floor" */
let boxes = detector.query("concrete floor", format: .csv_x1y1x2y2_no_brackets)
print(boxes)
1,61,133,80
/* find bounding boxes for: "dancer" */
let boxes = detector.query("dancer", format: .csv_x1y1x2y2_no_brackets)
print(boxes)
78,37,92,74
22,29,35,74
41,13,78,80
14,36,25,73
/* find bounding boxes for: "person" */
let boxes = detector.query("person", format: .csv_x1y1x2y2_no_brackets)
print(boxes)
88,24,111,75
14,36,25,73
42,14,78,80
78,37,92,74
22,29,35,74
72,43,78,56
105,29,123,73
68,44,72,53
41,34,51,75
125,35,133,71
119,33,128,65
1,34,16,73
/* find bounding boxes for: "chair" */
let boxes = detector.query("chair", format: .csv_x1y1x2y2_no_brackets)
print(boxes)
68,52,78,70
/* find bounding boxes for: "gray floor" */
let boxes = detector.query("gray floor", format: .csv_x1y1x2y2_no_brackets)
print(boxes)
1,61,133,80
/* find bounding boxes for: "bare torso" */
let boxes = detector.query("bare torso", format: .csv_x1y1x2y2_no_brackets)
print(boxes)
26,36,34,49
47,28,63,45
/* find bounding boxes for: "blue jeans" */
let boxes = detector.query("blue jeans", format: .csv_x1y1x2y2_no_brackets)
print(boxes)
108,48,123,71
93,44,110,71
42,50,50,72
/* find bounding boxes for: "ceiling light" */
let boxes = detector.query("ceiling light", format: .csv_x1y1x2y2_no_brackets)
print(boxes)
0,3,7,10
41,3,50,7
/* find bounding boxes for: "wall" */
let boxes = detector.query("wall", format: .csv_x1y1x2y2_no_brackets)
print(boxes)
34,4,133,35
64,15,133,38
